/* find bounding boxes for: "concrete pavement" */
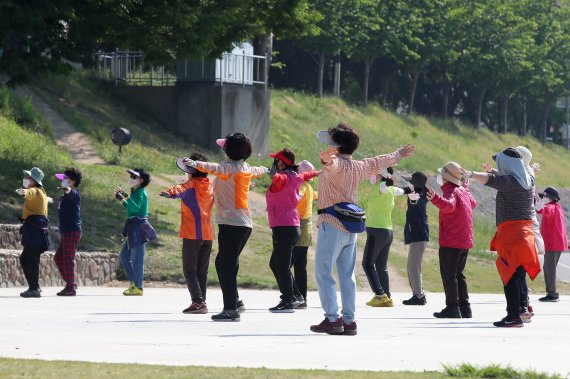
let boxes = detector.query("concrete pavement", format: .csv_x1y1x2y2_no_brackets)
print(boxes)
0,287,569,376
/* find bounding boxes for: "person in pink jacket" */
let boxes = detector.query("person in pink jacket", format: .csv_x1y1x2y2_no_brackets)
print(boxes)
426,161,477,319
536,187,568,302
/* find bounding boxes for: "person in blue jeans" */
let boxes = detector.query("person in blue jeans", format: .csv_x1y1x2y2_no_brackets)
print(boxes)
115,168,156,296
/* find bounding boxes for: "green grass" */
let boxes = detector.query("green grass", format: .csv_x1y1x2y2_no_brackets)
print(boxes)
2,74,570,293
0,358,449,378
443,363,563,379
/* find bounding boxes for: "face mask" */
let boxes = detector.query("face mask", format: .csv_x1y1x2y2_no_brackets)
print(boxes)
61,179,70,188
128,178,138,187
23,179,30,188
436,174,443,186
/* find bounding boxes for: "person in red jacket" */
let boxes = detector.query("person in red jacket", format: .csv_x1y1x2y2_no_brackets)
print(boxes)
426,161,477,319
536,187,568,302
161,153,214,314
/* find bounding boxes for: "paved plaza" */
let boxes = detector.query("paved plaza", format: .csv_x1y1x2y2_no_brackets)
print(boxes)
0,287,568,376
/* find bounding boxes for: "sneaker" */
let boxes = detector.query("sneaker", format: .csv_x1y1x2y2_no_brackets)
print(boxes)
294,296,307,309
538,295,559,302
310,318,344,334
123,286,143,296
433,307,462,318
20,288,41,298
57,286,76,297
402,295,427,306
341,319,357,336
236,300,246,314
493,315,523,328
211,310,240,322
520,311,532,323
366,293,394,307
183,302,208,314
122,283,135,296
528,305,535,316
460,306,472,319
269,301,295,313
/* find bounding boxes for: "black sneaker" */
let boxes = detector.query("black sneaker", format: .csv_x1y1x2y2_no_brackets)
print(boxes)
57,286,76,297
236,300,246,314
269,301,295,313
460,306,472,319
211,310,240,322
20,289,41,298
433,307,462,318
538,295,559,302
402,295,427,306
493,315,523,328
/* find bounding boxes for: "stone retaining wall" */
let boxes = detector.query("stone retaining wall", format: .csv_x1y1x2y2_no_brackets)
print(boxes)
0,223,60,250
0,249,120,287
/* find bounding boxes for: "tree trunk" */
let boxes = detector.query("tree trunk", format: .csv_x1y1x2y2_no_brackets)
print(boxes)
379,76,391,107
539,98,551,141
317,52,326,97
441,73,449,120
475,87,487,128
362,58,373,106
521,96,527,136
253,33,273,84
408,64,421,115
502,95,508,134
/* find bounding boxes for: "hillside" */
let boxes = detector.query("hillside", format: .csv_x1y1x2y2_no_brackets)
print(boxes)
1,71,569,294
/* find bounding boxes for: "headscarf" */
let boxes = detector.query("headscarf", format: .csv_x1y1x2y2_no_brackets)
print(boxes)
495,149,532,190
515,146,534,177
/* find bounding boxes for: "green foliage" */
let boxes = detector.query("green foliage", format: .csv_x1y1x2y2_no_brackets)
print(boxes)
443,363,563,379
0,87,51,136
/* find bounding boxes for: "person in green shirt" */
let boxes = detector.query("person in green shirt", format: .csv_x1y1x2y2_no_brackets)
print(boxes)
114,168,155,296
363,167,411,307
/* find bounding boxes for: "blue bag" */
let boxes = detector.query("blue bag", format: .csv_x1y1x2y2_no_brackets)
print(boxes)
318,202,366,233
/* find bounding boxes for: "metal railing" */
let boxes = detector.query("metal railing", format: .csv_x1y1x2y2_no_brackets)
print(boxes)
94,51,176,86
215,52,268,86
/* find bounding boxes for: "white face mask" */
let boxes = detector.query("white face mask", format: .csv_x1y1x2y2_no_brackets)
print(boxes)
61,179,70,188
23,179,30,188
436,174,443,186
128,178,138,187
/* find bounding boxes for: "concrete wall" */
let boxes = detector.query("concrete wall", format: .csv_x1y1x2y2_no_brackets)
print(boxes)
113,83,270,155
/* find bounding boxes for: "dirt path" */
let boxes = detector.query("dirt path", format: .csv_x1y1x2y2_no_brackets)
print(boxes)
14,86,104,165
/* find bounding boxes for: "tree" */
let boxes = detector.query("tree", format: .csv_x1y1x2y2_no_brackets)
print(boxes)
0,0,318,86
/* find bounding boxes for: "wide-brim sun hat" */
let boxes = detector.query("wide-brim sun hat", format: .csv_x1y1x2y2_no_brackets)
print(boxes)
176,158,197,175
316,130,341,147
437,162,463,186
297,160,314,174
23,167,44,186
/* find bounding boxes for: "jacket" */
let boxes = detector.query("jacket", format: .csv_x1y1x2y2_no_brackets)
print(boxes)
538,202,568,252
122,216,157,249
430,182,476,249
21,214,50,250
404,191,429,244
266,171,303,227
490,219,541,284
165,177,214,240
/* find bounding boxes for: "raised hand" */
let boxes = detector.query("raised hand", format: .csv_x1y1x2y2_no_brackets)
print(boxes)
320,147,338,164
182,157,197,167
532,162,541,171
426,186,436,201
397,144,415,158
481,162,493,172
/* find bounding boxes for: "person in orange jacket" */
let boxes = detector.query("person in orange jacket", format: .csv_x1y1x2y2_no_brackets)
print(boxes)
161,153,214,314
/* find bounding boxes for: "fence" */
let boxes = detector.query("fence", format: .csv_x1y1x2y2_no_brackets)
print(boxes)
94,51,176,86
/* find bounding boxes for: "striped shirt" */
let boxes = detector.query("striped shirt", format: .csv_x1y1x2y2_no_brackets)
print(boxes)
485,174,533,226
317,151,402,232
194,159,268,227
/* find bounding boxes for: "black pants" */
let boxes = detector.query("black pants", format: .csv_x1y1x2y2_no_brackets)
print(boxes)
438,247,470,309
520,270,529,312
182,238,212,303
362,227,393,296
291,246,308,300
269,226,300,303
20,246,45,290
215,225,252,311
505,266,526,317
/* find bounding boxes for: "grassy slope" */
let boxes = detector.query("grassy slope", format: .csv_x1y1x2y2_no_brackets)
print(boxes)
2,74,570,293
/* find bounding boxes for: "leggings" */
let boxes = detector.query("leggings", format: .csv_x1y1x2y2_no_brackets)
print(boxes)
269,226,300,303
362,227,393,296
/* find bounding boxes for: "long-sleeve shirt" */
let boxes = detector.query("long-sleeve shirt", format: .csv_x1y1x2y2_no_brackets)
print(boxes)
297,181,316,220
58,189,82,233
317,151,402,232
537,202,568,251
22,187,48,219
164,177,214,240
123,187,148,218
194,159,268,227
269,171,319,192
